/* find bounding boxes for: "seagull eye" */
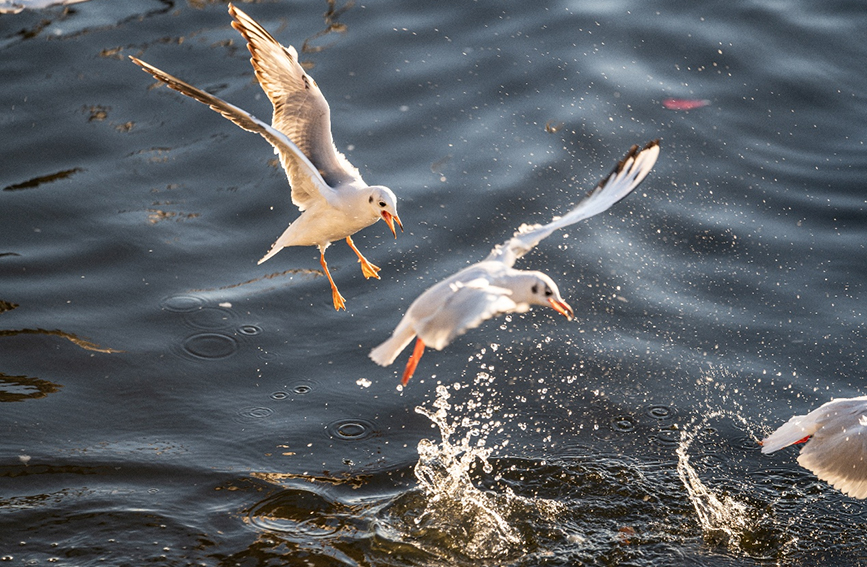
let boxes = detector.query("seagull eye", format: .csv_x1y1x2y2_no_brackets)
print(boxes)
545,287,553,297
531,284,538,294
379,201,387,208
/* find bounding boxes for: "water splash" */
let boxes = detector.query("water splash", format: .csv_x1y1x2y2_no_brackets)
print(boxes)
675,378,791,558
676,410,754,544
407,380,562,560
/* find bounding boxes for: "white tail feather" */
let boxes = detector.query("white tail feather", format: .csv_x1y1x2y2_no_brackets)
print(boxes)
761,414,817,454
370,326,415,367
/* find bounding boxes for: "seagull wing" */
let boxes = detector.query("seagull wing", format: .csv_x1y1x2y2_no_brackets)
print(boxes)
229,4,361,195
798,399,867,499
485,140,660,267
130,56,333,211
414,277,521,351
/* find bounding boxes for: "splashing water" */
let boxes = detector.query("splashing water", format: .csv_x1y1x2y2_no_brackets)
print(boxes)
675,376,792,558
676,410,754,542
408,380,563,560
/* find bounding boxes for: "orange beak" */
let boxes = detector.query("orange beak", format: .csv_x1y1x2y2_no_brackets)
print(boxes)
548,297,574,321
381,211,404,239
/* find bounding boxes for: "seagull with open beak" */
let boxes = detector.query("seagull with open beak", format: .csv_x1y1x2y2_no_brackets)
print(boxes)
130,3,402,310
370,141,659,386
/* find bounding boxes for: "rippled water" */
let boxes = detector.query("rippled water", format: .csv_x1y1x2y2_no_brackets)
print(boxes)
2,0,867,565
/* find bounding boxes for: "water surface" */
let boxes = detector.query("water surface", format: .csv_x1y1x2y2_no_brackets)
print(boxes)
2,0,866,564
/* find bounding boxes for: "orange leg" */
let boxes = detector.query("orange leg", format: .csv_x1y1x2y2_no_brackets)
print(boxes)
345,236,381,280
320,251,346,311
401,337,426,386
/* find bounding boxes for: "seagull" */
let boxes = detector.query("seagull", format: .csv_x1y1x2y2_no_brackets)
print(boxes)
129,3,402,311
761,396,867,499
370,141,660,386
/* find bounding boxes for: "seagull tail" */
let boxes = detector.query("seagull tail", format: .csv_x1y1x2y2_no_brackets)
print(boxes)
370,325,416,367
760,414,816,454
258,225,297,265
257,242,283,265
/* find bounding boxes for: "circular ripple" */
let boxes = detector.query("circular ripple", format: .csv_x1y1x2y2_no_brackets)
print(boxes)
234,406,275,424
238,324,262,336
247,489,346,537
646,405,673,420
183,306,239,330
270,391,289,400
654,429,681,446
611,416,636,433
291,382,315,395
326,418,376,441
160,294,205,313
182,333,238,359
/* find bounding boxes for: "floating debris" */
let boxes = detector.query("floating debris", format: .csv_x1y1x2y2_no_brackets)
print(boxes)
662,98,710,111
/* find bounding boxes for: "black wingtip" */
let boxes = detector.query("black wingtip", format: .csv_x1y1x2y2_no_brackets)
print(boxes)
603,139,659,183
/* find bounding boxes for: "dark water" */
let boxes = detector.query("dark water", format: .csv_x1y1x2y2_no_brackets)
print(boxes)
2,0,867,564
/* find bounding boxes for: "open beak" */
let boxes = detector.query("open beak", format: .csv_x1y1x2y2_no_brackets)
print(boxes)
381,211,404,239
548,297,574,321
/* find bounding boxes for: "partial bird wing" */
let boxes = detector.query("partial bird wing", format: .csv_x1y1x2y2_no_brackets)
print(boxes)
485,140,660,267
798,412,867,499
229,4,361,192
762,397,867,499
414,278,522,351
130,55,334,212
760,412,821,454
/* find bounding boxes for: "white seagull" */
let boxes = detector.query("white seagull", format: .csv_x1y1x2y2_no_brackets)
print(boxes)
761,396,867,499
130,3,402,311
370,141,660,386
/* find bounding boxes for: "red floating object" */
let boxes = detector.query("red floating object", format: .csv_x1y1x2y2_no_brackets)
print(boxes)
662,98,710,111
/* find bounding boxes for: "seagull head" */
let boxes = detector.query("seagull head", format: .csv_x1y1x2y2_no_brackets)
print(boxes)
368,186,403,238
524,272,574,320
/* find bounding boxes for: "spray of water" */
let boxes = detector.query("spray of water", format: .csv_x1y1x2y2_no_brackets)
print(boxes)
408,380,563,560
676,410,754,542
675,370,791,557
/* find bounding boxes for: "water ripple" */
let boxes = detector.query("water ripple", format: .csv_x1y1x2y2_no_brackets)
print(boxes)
180,333,238,360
